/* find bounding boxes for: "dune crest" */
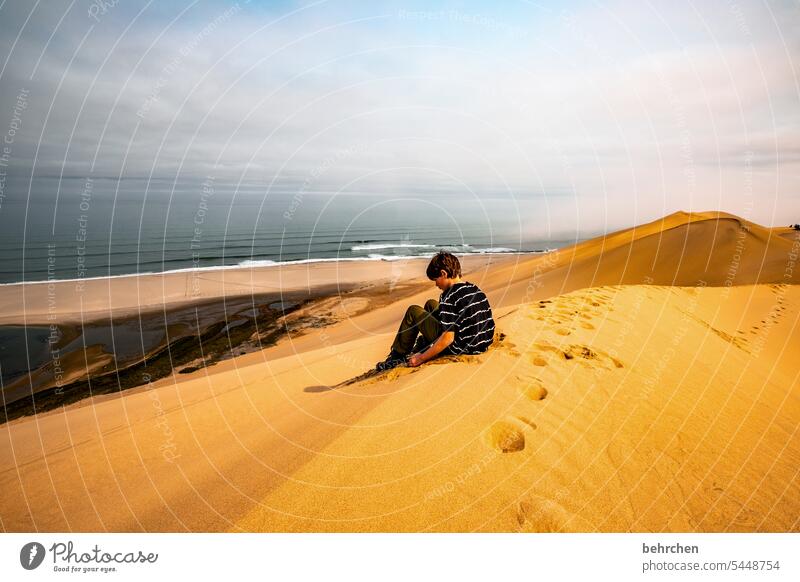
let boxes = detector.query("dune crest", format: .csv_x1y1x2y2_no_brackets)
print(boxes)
479,211,799,308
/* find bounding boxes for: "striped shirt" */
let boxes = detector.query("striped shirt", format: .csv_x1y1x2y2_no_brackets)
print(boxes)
438,282,495,354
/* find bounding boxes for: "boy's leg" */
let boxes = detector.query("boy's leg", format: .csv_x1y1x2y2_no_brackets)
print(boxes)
390,301,441,355
419,299,441,343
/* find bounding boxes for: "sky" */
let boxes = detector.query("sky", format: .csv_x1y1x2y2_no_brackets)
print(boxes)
0,0,798,234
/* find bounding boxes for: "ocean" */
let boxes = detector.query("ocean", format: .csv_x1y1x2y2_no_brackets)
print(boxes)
0,184,576,285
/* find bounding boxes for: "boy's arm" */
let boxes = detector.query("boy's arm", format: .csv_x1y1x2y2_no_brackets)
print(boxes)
408,331,455,367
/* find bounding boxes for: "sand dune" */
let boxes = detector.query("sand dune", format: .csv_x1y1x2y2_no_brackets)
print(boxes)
1,211,798,532
231,283,799,532
478,211,799,308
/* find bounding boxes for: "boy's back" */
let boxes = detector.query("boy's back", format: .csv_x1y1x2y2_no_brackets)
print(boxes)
375,251,496,371
438,281,495,354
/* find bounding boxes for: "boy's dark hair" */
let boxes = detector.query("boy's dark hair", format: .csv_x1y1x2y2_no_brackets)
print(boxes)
426,251,461,280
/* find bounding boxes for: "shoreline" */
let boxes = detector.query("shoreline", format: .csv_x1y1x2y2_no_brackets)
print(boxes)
0,250,552,287
0,252,532,325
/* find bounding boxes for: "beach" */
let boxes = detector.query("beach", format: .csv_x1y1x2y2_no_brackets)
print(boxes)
1,211,798,532
0,253,522,421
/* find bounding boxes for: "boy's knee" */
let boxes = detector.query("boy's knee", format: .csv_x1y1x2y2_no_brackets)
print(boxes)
424,299,438,312
405,304,425,319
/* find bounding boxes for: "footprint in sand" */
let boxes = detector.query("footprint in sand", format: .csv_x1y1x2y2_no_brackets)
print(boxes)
563,345,625,368
531,355,548,366
580,321,595,330
563,345,597,360
519,381,548,401
533,342,624,369
485,418,530,453
555,327,571,336
516,496,594,532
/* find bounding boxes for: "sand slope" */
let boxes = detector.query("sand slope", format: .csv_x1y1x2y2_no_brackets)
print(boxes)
478,211,799,309
231,283,799,532
1,211,798,532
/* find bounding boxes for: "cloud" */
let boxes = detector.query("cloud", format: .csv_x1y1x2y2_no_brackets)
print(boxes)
0,0,797,229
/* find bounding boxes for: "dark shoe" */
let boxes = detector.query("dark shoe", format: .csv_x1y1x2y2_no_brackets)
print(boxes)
375,350,407,372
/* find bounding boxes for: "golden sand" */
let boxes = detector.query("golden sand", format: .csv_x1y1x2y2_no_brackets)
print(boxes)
1,212,798,532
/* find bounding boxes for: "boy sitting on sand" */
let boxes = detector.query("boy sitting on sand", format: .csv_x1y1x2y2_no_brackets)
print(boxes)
376,251,496,371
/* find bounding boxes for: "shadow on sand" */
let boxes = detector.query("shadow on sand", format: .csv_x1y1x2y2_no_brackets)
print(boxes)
302,333,511,394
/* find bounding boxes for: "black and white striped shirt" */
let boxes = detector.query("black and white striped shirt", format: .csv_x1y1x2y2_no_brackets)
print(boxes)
438,282,495,354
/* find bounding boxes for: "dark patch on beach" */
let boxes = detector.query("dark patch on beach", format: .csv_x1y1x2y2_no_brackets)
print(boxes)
1,280,428,424
0,287,363,424
1,299,296,423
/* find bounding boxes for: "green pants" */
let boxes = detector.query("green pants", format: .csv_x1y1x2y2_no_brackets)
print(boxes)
391,299,441,355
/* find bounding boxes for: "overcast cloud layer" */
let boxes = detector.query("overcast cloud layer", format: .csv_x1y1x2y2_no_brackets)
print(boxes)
0,0,798,232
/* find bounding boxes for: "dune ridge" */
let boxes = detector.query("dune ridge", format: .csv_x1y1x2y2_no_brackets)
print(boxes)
478,211,799,309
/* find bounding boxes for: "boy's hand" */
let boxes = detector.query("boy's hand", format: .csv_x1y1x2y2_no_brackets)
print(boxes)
407,353,424,367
